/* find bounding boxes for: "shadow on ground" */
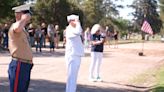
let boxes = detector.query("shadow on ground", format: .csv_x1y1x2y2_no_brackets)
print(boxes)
33,50,65,57
84,52,113,58
0,77,151,92
0,45,8,51
0,49,112,58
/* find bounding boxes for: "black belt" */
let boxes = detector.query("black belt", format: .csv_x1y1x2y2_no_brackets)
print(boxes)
12,57,32,64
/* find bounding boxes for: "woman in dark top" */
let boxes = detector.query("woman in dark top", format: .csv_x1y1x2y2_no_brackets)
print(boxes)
2,24,9,48
113,30,119,48
41,23,47,47
89,24,105,82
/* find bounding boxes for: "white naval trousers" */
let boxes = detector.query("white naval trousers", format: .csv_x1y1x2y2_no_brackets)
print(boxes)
65,55,81,92
89,52,103,79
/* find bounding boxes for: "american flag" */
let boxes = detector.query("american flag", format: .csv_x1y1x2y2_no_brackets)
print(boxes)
141,20,153,35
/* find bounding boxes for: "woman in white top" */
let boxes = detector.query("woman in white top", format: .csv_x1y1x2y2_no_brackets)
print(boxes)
47,24,55,52
84,27,91,50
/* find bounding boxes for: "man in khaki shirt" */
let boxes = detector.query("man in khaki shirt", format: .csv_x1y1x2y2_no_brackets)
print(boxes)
8,4,33,92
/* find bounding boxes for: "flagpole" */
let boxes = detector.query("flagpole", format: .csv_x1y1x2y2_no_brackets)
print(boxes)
139,14,146,56
141,39,144,53
139,33,144,56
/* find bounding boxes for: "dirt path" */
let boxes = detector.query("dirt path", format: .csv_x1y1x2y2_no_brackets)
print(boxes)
0,42,164,92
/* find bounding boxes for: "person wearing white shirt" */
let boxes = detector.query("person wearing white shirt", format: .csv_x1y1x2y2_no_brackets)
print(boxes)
65,14,84,92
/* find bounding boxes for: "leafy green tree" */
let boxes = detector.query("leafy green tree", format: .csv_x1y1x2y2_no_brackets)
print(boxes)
159,0,164,34
33,0,83,29
159,0,164,20
100,0,122,17
0,0,25,23
130,0,162,34
0,0,14,23
80,0,102,27
80,0,123,28
159,0,164,35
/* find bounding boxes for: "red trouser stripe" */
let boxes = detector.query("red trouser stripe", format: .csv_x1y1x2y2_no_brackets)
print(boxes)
14,61,21,92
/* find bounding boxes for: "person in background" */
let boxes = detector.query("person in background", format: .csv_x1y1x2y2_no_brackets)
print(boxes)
105,25,114,48
47,24,55,52
28,23,35,47
41,22,47,47
105,26,110,47
0,24,3,45
62,28,66,48
113,29,119,48
3,23,9,48
65,14,84,92
89,24,105,82
55,24,60,49
35,25,44,52
84,27,91,50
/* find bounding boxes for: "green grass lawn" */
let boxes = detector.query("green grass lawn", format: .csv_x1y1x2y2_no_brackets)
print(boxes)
130,65,164,92
151,67,164,92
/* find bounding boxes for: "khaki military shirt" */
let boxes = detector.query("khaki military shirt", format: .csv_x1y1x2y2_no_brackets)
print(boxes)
8,23,33,63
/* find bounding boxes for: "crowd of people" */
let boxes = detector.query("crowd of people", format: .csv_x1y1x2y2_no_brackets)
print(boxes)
0,22,119,52
1,4,119,92
0,22,62,52
27,23,61,52
26,23,61,52
0,23,9,49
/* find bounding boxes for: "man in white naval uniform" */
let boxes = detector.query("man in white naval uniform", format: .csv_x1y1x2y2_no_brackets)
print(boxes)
65,14,84,92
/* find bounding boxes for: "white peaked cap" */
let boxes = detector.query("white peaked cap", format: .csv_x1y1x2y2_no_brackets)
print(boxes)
67,14,79,22
91,24,101,34
12,4,32,13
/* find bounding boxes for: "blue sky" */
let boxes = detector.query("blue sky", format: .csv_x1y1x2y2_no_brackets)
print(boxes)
113,0,134,20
